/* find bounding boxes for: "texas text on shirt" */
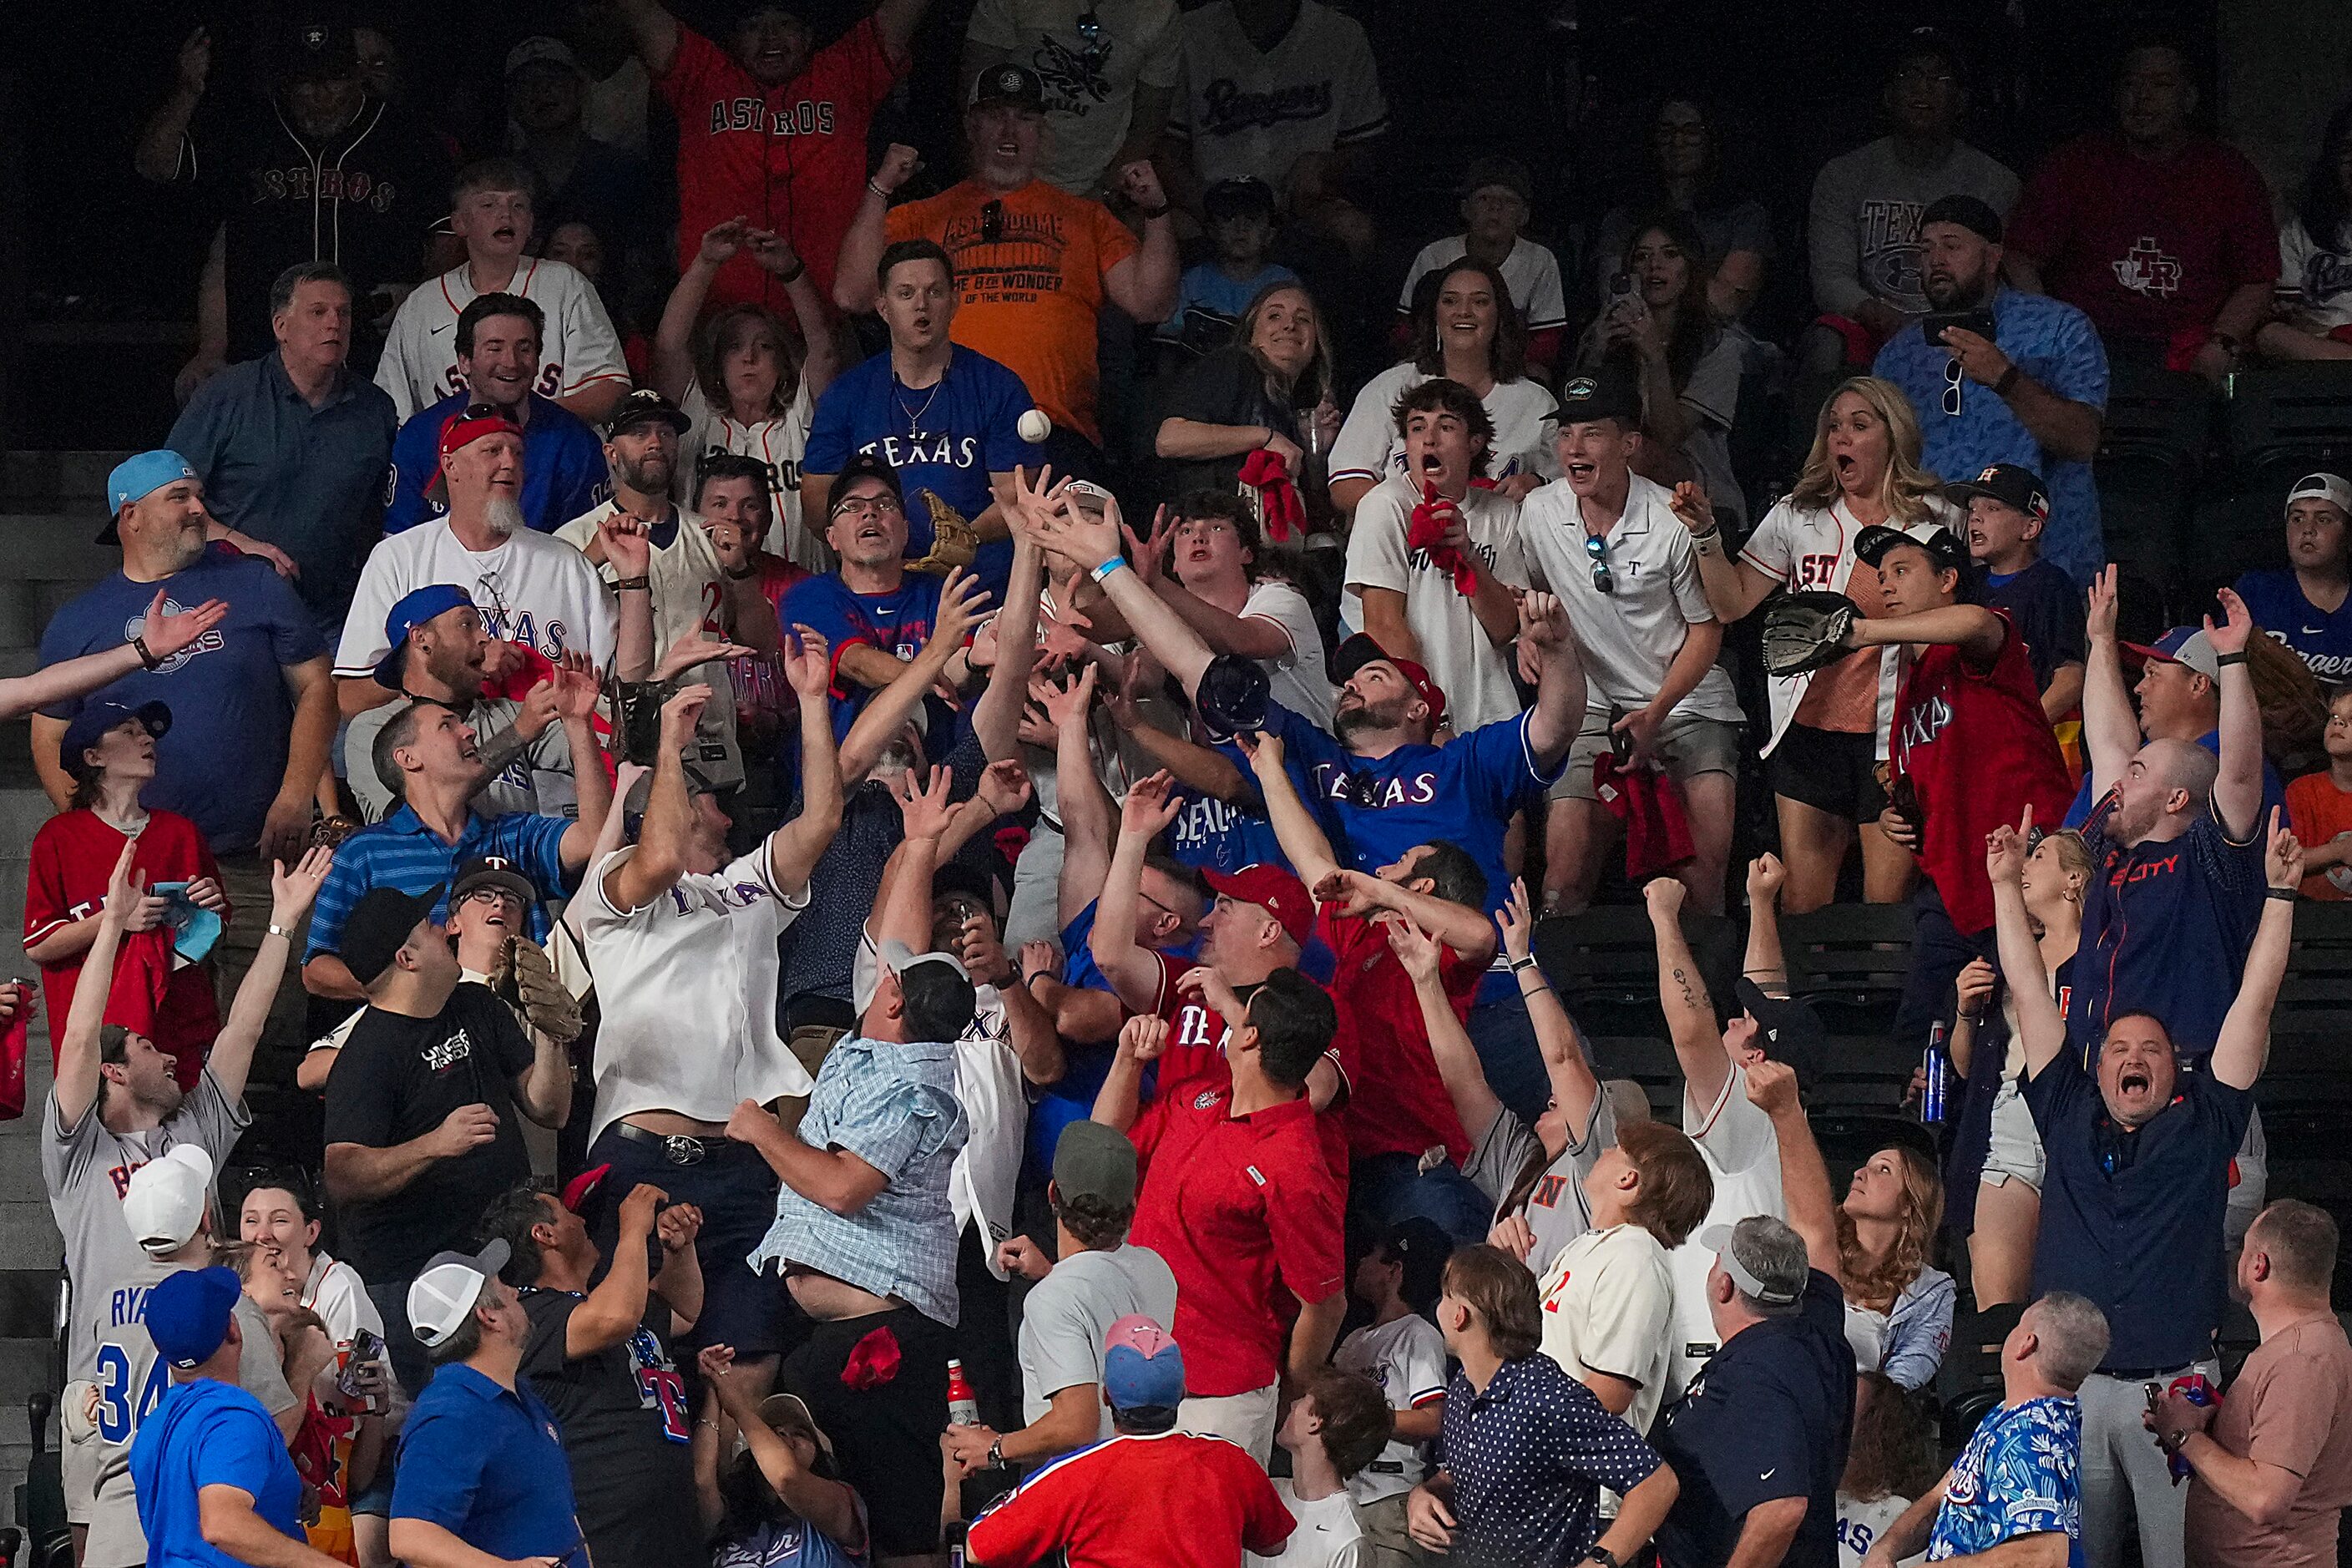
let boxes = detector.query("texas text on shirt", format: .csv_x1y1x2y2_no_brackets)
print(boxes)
333,518,619,675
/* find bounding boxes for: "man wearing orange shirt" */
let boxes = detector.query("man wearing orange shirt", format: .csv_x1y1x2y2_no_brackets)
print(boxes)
835,66,1180,474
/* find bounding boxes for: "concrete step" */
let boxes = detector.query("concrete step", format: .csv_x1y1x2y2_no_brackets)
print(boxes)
1,453,134,508
0,516,119,582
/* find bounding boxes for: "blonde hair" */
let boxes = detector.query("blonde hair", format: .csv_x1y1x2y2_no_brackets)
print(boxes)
1789,377,1945,524
1837,1143,1943,1312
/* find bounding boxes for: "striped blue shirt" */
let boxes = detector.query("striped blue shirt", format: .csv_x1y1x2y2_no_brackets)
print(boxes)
748,1034,967,1326
306,805,570,963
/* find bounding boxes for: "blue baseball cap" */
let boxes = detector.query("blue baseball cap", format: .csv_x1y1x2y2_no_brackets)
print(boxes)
98,451,200,544
1102,1314,1186,1409
61,701,172,781
146,1266,243,1369
376,584,477,688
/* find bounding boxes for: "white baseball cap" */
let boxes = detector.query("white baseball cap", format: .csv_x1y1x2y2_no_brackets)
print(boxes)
878,938,969,982
2285,473,2352,522
406,1241,511,1347
122,1146,214,1257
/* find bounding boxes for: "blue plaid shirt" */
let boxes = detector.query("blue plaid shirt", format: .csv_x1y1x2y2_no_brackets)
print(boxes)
306,805,571,962
748,1034,967,1326
1929,1395,2085,1567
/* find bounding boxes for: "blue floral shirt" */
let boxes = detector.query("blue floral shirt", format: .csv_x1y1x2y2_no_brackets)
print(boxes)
1928,1395,2084,1567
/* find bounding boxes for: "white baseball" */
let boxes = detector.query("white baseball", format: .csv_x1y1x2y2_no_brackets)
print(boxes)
1017,409,1053,443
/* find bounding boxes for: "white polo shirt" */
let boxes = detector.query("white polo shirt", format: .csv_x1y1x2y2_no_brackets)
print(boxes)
578,843,812,1146
1538,1222,1677,1439
1343,476,1530,732
1520,472,1743,724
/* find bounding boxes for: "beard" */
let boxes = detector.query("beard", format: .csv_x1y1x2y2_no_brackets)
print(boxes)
483,495,526,538
1333,693,1410,744
619,453,674,494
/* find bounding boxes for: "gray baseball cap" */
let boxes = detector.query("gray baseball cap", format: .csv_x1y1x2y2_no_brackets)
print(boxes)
1052,1120,1137,1208
1702,1216,1809,1310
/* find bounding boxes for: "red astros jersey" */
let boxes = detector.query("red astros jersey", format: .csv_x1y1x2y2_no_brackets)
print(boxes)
655,21,906,311
1888,611,2075,935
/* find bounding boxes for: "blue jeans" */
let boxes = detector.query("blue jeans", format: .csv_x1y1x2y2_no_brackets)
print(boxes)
1349,1151,1494,1247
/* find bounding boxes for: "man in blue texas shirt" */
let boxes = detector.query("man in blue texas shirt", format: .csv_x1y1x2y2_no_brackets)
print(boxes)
1874,195,2109,588
383,293,609,535
783,453,989,741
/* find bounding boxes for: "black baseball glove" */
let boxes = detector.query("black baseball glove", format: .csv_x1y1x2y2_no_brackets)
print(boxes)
1762,591,1860,678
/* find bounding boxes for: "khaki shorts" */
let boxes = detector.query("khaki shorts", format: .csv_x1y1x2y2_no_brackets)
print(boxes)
1178,1383,1278,1469
1549,712,1743,803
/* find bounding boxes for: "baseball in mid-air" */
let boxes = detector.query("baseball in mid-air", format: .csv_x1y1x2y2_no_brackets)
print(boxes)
1017,409,1053,443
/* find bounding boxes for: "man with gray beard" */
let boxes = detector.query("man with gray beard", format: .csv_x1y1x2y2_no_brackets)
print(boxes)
335,406,622,727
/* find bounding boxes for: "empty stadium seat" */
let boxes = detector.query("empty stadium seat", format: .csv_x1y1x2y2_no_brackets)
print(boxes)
2224,362,2352,493
2095,366,2216,601
1780,902,1919,1035
1531,906,1740,1037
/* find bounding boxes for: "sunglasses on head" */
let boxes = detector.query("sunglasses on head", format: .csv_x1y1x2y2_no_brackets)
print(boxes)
1075,9,1104,64
1585,531,1613,595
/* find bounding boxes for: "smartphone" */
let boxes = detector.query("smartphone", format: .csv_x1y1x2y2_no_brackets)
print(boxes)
1609,271,1635,300
1922,308,1997,348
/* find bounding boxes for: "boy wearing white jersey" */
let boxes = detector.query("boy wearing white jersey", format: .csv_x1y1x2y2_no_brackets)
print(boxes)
1334,1219,1449,1565
374,157,629,425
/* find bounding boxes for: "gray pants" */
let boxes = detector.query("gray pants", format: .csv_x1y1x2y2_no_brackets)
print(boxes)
1003,820,1065,954
2079,1362,2216,1568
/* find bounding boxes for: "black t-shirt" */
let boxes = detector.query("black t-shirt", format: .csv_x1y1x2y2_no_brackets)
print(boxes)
1652,1269,1857,1568
1156,346,1302,498
1984,559,2087,695
517,1287,698,1564
321,984,534,1282
183,90,453,362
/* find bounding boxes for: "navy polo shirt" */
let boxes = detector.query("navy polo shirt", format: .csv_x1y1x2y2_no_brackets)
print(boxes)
392,1363,589,1568
2023,1053,2249,1370
1653,1269,1855,1568
166,352,399,626
1438,1352,1662,1566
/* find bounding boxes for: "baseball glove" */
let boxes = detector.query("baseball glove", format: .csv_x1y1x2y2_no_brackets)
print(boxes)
1762,590,1860,678
491,935,584,1044
904,490,979,576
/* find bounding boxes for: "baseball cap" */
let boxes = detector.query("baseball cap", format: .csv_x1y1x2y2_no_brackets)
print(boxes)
340,883,446,988
1946,463,2051,525
1052,1119,1138,1208
1919,194,2002,245
424,405,523,505
1204,177,1278,222
605,387,691,440
453,855,536,908
878,938,969,984
1201,864,1313,947
123,1146,215,1257
1890,24,1970,83
504,36,584,78
61,700,171,781
2122,625,2221,682
1333,633,1450,731
1701,1217,1809,1308
374,584,476,688
2285,472,2352,521
1457,155,1534,205
561,1164,611,1214
969,63,1045,112
1855,522,1967,575
1195,653,1272,736
829,450,904,513
1102,1314,1186,1409
756,1391,837,1457
98,451,200,544
146,1267,245,1369
407,1241,512,1347
271,13,361,83
1733,979,1829,1093
1555,369,1641,427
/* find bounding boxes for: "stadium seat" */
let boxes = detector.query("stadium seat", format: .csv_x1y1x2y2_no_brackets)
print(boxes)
1937,1297,2023,1450
1808,1037,1922,1115
2093,366,2216,604
1585,1035,1685,1122
1780,902,1919,1035
1532,906,1739,1038
2223,362,2352,495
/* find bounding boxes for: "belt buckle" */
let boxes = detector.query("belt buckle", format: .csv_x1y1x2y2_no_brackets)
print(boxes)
662,1135,706,1166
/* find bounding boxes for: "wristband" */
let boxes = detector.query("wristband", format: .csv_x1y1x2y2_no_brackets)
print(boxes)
724,566,757,581
267,923,294,940
1509,956,1540,974
133,634,162,670
2267,886,2297,902
1993,364,2021,397
614,576,652,592
1136,202,1171,220
867,178,893,199
2217,650,2247,666
774,259,807,285
1091,556,1129,584
1957,1010,1984,1025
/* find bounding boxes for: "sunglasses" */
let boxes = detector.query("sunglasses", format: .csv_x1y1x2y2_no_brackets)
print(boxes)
1075,9,1104,66
981,199,1004,246
1942,358,1965,417
1585,531,1614,595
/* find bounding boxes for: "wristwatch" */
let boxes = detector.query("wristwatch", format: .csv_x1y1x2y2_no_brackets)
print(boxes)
1582,1549,1621,1568
985,1436,1004,1468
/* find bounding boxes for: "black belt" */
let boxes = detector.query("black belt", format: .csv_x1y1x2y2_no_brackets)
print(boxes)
611,1121,749,1166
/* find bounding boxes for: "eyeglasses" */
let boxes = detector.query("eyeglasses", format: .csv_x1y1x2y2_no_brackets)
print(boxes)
1942,357,1965,417
458,887,524,910
830,494,905,520
981,199,1005,245
1585,531,1614,595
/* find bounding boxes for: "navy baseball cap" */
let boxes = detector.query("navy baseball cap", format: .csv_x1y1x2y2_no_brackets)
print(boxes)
1946,463,2050,524
1735,979,1828,1092
341,883,447,987
146,1266,244,1369
61,701,172,781
828,450,904,513
1919,194,2002,245
1855,523,1967,575
376,584,476,689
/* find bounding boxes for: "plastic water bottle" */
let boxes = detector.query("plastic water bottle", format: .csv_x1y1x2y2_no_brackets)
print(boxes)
947,1358,980,1429
1921,1021,1949,1125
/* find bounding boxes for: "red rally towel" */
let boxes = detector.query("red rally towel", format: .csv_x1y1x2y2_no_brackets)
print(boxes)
1405,484,1479,597
1237,450,1306,543
1592,753,1695,880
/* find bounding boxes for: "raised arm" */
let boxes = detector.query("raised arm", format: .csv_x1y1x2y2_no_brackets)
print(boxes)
1088,771,1181,1012
1020,478,1214,696
837,567,990,784
1098,163,1181,326
1502,877,1601,1142
1987,808,2066,1080
602,686,711,915
1090,1013,1166,1133
2210,812,2300,1091
654,222,746,404
1645,877,1729,1111
3,590,225,721
2205,589,2263,842
1390,917,1503,1146
1669,483,1782,623
1748,1059,1839,1278
972,534,1047,761
766,630,845,893
207,848,333,1104
564,1184,664,1356
833,144,918,314
701,1347,865,1550
614,0,681,76
134,27,210,184
1518,592,1589,770
550,660,613,873
1235,729,1339,888
1742,854,1792,997
53,843,144,1130
2081,566,2139,803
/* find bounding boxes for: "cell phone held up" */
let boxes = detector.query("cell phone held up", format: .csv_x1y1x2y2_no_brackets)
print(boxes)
336,1329,387,1414
1923,308,1997,349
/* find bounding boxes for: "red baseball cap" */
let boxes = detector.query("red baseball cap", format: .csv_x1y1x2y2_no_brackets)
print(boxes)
560,1163,612,1214
1333,633,1449,730
1202,863,1313,946
425,406,524,503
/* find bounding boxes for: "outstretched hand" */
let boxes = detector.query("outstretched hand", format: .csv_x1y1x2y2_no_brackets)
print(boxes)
888,764,957,842
1120,769,1181,837
2266,805,2305,893
2204,586,2253,658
